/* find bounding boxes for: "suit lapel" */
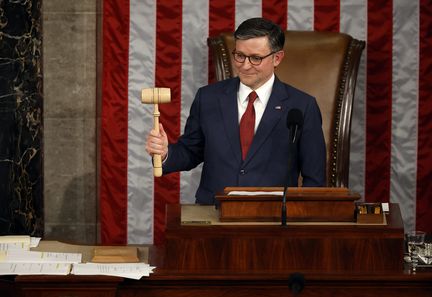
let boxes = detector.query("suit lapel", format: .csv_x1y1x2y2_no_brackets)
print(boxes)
218,78,242,163
243,78,289,164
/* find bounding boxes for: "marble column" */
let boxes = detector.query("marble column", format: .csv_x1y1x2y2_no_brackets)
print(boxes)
42,0,99,244
0,0,43,236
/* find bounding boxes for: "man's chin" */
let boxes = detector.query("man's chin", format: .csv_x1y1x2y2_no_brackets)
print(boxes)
239,75,256,87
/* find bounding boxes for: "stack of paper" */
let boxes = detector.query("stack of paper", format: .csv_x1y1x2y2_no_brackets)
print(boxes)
72,263,155,280
0,235,79,276
1,235,31,251
0,250,82,263
0,236,155,279
0,235,41,251
0,263,71,276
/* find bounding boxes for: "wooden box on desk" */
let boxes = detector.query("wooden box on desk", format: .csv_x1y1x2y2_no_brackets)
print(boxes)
215,187,361,222
356,202,385,224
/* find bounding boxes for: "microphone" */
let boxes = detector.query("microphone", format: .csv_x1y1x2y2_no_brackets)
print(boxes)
287,108,304,143
288,272,305,296
281,109,304,226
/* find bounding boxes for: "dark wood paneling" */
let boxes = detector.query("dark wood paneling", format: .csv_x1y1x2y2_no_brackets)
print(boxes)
162,204,404,272
14,275,120,297
119,272,432,297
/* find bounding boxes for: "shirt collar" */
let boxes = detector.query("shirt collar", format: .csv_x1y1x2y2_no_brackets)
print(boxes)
238,74,275,105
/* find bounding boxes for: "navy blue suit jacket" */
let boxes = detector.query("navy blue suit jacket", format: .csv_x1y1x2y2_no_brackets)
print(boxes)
163,77,326,204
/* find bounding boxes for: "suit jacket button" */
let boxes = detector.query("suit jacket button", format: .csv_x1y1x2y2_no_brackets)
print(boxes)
240,169,246,175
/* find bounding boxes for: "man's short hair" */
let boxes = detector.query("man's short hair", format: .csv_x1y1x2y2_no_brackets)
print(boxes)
234,17,285,52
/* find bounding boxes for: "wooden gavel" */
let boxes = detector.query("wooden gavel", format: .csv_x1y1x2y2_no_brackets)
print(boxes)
141,87,171,177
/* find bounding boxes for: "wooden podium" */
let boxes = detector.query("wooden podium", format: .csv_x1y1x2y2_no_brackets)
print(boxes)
216,187,361,222
162,188,404,272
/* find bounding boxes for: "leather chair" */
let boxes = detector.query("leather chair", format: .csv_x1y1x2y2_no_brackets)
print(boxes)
208,31,365,187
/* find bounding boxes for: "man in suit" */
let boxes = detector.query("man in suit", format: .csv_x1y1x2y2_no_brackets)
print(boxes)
146,17,326,205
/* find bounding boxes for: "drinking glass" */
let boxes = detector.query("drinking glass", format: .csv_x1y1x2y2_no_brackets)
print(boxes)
406,231,426,272
419,242,432,265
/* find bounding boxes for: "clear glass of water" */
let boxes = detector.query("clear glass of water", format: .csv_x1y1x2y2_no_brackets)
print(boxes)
419,242,432,265
406,231,426,272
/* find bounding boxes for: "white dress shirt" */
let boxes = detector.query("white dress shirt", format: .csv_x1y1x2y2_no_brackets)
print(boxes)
237,74,275,132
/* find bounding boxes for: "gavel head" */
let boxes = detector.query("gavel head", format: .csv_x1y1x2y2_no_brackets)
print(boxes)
141,88,171,104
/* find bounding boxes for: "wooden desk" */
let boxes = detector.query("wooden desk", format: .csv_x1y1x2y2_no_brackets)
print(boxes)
162,203,404,272
121,268,432,297
6,265,432,297
13,275,120,297
2,204,432,297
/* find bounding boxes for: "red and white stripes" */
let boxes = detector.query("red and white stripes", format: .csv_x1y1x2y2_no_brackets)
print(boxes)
101,0,432,244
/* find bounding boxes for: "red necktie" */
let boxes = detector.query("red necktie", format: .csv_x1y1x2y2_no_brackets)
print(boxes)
240,91,258,160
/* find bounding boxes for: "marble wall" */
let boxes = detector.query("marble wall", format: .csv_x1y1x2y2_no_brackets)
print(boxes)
0,0,100,243
42,0,100,243
0,0,44,236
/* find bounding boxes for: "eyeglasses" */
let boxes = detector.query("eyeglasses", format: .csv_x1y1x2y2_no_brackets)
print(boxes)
232,50,276,66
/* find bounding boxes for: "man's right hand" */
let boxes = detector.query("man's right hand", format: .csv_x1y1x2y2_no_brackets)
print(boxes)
145,123,169,161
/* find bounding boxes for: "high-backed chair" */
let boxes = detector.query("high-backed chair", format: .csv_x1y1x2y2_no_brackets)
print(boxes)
208,31,365,187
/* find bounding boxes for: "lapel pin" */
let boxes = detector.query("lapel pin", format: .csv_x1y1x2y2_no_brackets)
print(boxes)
275,106,282,110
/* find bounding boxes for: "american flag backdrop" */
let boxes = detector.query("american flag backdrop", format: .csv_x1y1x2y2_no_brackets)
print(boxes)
100,0,432,245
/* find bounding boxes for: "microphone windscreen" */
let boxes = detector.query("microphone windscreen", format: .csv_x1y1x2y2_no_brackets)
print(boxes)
287,108,304,128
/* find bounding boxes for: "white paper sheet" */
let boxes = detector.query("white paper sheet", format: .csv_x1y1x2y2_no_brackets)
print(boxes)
0,263,71,275
0,236,41,251
71,262,155,279
0,250,82,264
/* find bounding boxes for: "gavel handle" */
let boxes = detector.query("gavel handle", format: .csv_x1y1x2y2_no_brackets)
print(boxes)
153,103,163,177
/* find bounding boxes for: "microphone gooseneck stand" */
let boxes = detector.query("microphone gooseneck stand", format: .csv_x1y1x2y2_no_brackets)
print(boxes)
281,109,303,226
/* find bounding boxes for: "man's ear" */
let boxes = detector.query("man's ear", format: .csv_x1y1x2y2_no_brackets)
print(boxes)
273,50,285,67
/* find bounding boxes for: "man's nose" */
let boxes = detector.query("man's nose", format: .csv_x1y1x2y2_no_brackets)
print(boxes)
241,58,254,68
